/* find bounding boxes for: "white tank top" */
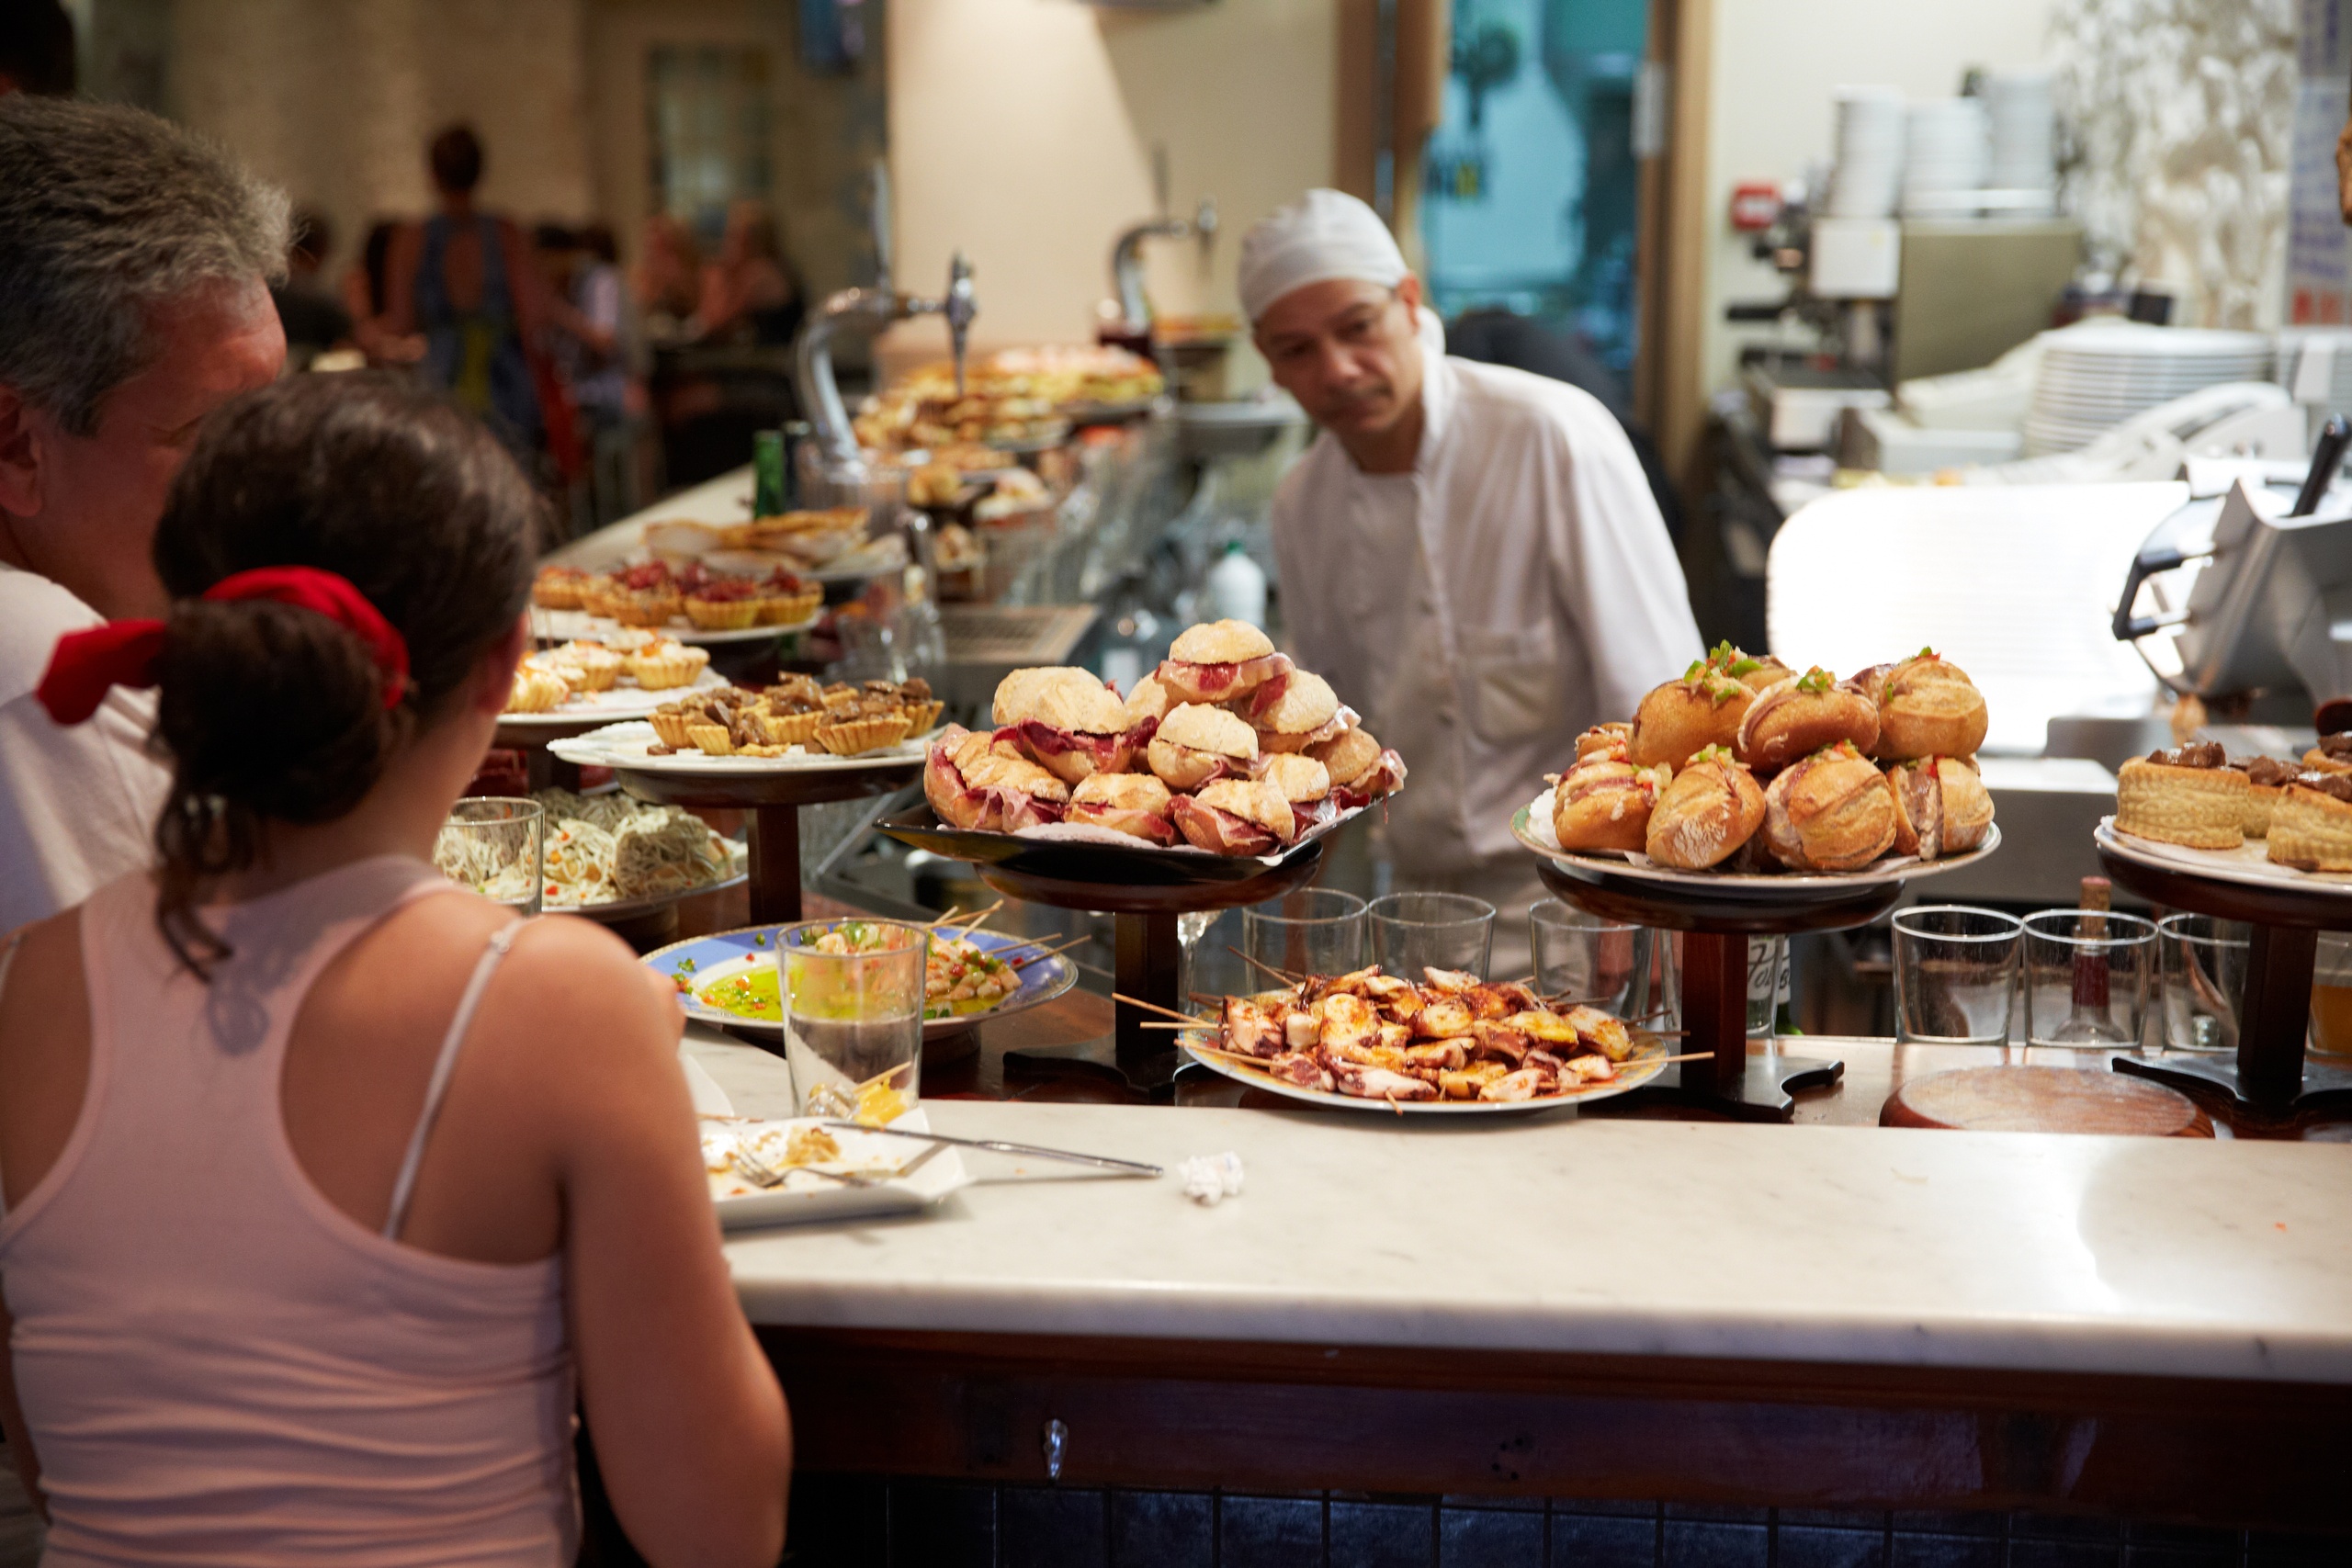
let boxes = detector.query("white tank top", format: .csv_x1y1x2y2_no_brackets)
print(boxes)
0,856,576,1564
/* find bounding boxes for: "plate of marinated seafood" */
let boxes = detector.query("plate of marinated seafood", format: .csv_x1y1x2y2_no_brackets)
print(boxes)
647,922,1080,1043
1170,966,1673,1113
891,620,1406,877
533,788,748,916
2104,739,2352,890
700,1109,972,1228
1517,643,2001,890
548,676,944,772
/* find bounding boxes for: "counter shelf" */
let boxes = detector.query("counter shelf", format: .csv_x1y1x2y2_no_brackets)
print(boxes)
609,757,922,927
879,806,1325,1093
1532,829,2004,1122
2095,836,2352,1121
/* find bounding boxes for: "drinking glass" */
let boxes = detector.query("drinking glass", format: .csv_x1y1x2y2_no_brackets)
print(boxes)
1368,892,1496,980
435,797,545,916
2309,933,2352,1059
1892,905,2023,1045
1243,889,1366,983
2158,913,2250,1054
781,919,927,1124
2022,908,2157,1048
1528,900,1651,1017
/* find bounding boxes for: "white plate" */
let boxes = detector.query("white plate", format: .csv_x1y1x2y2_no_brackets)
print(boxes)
1513,787,2002,893
2097,818,2352,895
703,1109,970,1229
499,668,729,728
531,608,819,647
1182,1034,1675,1115
548,866,748,919
548,720,932,775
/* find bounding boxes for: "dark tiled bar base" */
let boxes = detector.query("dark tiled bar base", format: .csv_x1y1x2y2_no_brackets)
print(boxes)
774,1482,2350,1568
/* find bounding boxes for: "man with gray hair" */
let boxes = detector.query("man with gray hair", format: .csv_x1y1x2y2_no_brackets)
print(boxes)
0,96,289,930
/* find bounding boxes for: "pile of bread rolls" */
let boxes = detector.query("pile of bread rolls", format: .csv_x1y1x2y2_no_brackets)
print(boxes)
1551,645,1994,874
923,620,1407,855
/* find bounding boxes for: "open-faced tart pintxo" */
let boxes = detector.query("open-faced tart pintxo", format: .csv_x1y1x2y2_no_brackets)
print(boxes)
2301,731,2352,775
2233,755,2298,838
2266,771,2352,871
2114,741,2248,850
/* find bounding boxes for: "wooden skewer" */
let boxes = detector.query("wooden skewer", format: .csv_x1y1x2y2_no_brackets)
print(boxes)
986,930,1065,955
1111,990,1210,1026
1010,936,1090,969
1138,1020,1216,1030
923,904,965,928
948,900,1003,937
1225,945,1303,987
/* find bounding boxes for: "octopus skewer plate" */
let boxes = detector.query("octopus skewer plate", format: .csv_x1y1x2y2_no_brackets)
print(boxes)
1181,1032,1676,1114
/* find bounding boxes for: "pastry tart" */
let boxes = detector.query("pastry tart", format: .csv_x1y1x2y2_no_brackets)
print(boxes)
817,715,913,756
757,709,827,748
2301,733,2352,774
531,566,590,609
2234,756,2297,838
2267,773,2352,871
1760,741,1898,872
1645,746,1765,869
503,668,571,714
684,592,761,630
624,643,710,691
1863,651,1988,761
2114,744,2247,850
684,723,734,756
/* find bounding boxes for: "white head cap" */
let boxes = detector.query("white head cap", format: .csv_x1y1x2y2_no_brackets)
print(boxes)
1238,188,1409,324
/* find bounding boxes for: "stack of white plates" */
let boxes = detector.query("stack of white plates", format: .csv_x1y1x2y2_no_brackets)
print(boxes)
1902,98,1989,214
1984,69,2056,192
2276,328,2352,411
2022,321,2277,456
1826,86,1906,220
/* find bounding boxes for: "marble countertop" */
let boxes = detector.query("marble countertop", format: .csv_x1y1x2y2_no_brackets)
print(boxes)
689,1035,2352,1384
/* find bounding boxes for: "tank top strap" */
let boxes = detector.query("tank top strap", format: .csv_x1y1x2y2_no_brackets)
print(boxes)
381,919,522,1242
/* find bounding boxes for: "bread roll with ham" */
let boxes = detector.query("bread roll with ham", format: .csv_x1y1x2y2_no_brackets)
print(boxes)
1238,669,1353,753
1147,702,1258,791
1736,668,1880,772
1068,771,1177,844
1760,741,1898,872
990,666,1141,785
1644,746,1765,868
1122,671,1174,728
1308,725,1408,807
922,725,1071,831
1157,619,1293,704
1171,777,1295,853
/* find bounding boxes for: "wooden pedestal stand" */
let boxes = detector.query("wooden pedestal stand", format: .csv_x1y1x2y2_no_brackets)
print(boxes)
973,849,1324,1095
2096,846,2352,1122
611,759,921,925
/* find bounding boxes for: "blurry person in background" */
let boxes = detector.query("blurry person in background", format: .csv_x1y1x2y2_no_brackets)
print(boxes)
693,199,803,347
0,0,75,96
384,123,545,460
343,219,425,367
635,212,704,337
562,222,648,527
271,204,356,370
0,96,288,931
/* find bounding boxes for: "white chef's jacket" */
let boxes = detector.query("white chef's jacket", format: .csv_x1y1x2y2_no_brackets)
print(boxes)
1272,341,1702,874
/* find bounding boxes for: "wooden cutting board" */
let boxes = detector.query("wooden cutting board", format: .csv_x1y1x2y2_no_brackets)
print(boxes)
1882,1065,2213,1137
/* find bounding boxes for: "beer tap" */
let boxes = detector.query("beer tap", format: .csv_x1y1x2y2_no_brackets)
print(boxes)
1109,197,1216,330
794,248,981,474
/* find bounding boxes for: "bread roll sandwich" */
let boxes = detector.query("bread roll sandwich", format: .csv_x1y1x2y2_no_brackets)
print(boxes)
1883,756,1993,859
1122,671,1174,730
1156,619,1294,704
922,725,1072,831
1644,745,1765,869
1147,702,1258,791
1693,640,1792,694
1067,771,1177,844
1574,722,1631,763
2234,755,2297,838
1553,758,1672,854
1759,742,1898,872
1262,752,1338,839
1238,669,1353,753
990,666,1140,784
2266,772,2352,870
1862,650,1988,761
2114,742,2247,850
1308,725,1408,807
1736,667,1880,772
1629,662,1755,771
1171,777,1296,854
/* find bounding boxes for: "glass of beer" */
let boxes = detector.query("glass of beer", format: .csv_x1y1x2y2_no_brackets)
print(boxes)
780,919,927,1124
2311,933,2352,1059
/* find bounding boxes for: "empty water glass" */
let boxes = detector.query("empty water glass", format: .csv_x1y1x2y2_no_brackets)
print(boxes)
2022,908,2157,1048
1528,901,1652,1017
435,797,544,916
1243,888,1366,982
1892,905,2023,1045
2158,913,2250,1054
1368,891,1496,981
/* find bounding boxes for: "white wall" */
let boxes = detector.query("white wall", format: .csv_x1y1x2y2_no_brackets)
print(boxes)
884,0,1336,378
1699,0,2056,395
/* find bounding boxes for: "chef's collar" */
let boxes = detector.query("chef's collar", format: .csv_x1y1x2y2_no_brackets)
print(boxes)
1412,306,1454,475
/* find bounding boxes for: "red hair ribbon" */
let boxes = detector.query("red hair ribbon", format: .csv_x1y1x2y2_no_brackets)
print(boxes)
35,566,411,727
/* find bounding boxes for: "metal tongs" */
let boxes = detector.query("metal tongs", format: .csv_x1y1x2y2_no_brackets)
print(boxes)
820,1121,1162,1178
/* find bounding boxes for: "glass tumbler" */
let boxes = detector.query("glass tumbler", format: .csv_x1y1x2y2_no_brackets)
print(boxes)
2158,913,2250,1054
1891,905,2023,1045
1368,892,1497,980
435,797,545,916
1528,900,1652,1018
2022,908,2157,1048
1243,888,1367,984
781,919,927,1124
2312,933,2352,1059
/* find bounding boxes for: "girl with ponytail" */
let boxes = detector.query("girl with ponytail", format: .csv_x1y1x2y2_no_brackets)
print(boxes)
0,375,788,1564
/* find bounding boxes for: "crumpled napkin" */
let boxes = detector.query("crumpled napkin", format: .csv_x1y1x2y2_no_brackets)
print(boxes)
1179,1151,1245,1206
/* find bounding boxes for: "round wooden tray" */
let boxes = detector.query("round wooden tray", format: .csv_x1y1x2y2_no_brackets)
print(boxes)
1883,1065,2212,1138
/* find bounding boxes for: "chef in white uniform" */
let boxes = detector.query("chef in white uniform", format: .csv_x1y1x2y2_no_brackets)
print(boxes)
1246,189,1702,970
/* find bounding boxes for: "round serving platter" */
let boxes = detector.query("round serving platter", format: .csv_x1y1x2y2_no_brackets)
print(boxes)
548,867,749,922
1511,789,2002,900
530,607,820,648
2095,818,2352,896
876,799,1372,887
1179,1032,1675,1115
497,668,729,730
644,924,1079,1043
549,720,934,776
